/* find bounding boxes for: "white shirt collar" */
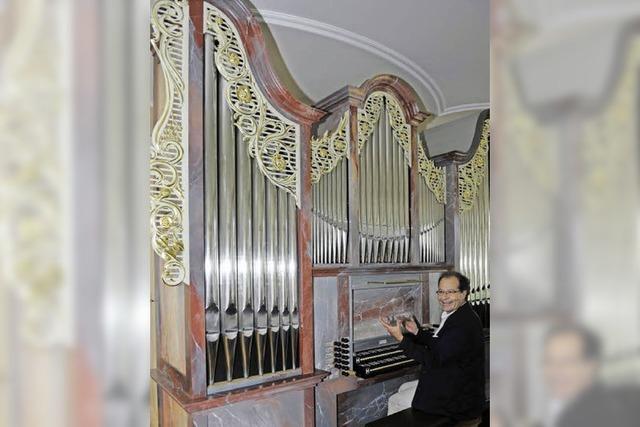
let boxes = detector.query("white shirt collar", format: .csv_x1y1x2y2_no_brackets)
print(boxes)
433,308,457,337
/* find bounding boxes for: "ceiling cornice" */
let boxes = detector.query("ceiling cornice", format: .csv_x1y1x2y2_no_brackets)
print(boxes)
256,9,447,114
443,102,490,115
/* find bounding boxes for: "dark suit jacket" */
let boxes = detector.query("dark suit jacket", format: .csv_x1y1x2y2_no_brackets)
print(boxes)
556,384,640,427
398,302,485,421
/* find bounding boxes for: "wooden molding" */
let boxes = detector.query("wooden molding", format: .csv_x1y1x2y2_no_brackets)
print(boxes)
205,0,327,125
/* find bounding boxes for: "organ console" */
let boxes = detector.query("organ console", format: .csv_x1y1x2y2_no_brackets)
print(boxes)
150,0,489,424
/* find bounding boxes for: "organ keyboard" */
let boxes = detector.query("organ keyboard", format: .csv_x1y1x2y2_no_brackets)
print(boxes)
353,344,418,378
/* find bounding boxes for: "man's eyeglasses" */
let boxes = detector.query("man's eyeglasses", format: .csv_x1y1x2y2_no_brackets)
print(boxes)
436,290,461,296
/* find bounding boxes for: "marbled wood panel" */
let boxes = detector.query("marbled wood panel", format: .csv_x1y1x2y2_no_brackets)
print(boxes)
151,281,157,371
162,388,189,426
352,286,422,342
316,377,359,427
314,277,339,372
186,10,207,396
420,273,430,325
298,125,316,374
337,275,350,339
337,372,420,426
203,389,304,427
159,278,187,374
151,380,159,427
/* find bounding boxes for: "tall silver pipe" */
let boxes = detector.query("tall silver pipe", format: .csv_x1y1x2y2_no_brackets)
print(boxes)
366,125,375,263
252,164,268,376
338,164,345,263
390,114,400,263
476,198,481,289
426,182,432,263
204,34,220,387
333,167,339,263
470,192,476,290
338,166,343,263
324,174,330,264
483,174,488,285
430,187,435,263
288,196,299,369
219,78,238,382
378,110,386,261
372,118,380,262
321,180,324,265
327,170,332,264
236,126,254,379
379,107,388,261
360,138,367,262
385,107,393,262
342,161,348,263
461,206,467,286
420,180,426,263
402,145,409,262
420,180,425,263
426,182,430,264
321,174,327,264
402,152,411,263
313,178,322,264
265,181,279,373
278,189,290,370
319,179,323,265
312,184,317,264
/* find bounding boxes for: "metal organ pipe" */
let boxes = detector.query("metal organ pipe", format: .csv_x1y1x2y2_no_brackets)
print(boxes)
288,198,299,369
354,99,413,264
236,124,254,379
218,77,239,382
311,151,348,265
252,162,267,376
203,35,300,387
204,35,220,388
266,181,279,373
278,188,290,370
459,154,489,314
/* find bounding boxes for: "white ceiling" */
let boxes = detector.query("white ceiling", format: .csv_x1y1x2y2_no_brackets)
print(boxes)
249,0,490,121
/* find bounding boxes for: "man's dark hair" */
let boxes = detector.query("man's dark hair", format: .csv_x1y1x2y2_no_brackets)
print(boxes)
438,271,471,299
545,324,602,361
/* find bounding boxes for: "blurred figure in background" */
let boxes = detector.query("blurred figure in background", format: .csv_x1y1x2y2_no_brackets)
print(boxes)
542,324,640,427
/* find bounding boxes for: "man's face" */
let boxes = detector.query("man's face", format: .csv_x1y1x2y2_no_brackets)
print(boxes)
543,333,597,400
437,276,467,313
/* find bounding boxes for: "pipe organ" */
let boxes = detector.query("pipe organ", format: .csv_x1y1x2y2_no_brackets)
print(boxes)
458,112,490,328
202,3,302,391
150,0,489,424
312,113,349,265
357,94,411,264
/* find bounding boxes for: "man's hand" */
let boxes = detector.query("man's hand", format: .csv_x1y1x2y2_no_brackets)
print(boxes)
403,318,419,335
380,317,403,342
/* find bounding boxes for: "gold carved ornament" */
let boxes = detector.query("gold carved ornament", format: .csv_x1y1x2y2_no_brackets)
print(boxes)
204,4,301,203
357,91,412,165
458,118,490,212
150,0,190,286
417,119,490,212
0,0,72,344
310,112,349,183
418,144,446,204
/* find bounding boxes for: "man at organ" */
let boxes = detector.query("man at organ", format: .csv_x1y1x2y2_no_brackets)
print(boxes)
380,271,485,425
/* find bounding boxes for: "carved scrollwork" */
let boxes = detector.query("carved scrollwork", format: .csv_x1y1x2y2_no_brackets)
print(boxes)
357,92,412,164
311,112,349,183
459,118,490,212
204,4,301,202
357,93,384,151
418,145,446,204
150,0,189,286
418,118,491,212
